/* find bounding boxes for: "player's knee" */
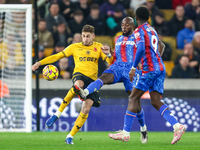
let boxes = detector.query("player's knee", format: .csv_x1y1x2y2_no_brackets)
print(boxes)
129,93,136,101
151,99,158,108
81,99,93,114
74,80,84,88
99,73,114,84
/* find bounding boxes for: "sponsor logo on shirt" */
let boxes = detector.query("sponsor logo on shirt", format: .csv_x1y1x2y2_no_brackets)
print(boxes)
79,57,97,62
115,41,136,46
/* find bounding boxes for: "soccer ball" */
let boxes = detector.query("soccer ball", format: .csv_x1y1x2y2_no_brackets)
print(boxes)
42,65,59,81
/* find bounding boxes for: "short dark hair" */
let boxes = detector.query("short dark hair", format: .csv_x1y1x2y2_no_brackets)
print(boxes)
136,6,150,21
82,25,95,33
181,54,189,59
74,9,83,16
90,4,99,10
39,19,46,23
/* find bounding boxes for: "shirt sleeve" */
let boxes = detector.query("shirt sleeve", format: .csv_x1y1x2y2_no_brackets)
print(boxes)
133,41,145,68
62,44,74,57
134,29,145,45
39,51,65,65
133,29,145,68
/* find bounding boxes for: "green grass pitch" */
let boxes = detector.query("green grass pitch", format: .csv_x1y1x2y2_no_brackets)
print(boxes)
0,131,200,150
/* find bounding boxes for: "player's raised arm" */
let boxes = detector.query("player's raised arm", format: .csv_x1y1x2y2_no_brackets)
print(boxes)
100,45,114,65
31,51,65,71
158,40,165,56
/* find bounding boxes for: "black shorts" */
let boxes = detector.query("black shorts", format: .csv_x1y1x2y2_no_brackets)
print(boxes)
72,72,100,107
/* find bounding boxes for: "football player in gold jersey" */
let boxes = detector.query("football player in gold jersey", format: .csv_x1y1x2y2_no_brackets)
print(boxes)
31,25,113,144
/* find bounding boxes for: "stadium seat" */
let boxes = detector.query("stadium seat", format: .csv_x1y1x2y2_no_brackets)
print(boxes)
44,48,54,57
176,49,184,55
160,9,175,21
32,73,44,79
163,61,175,77
125,9,135,18
94,36,114,48
162,36,177,61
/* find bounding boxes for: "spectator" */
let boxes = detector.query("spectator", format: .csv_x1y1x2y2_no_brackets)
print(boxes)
53,41,66,67
37,0,57,19
194,13,200,31
130,0,146,11
38,19,55,48
71,33,81,44
68,9,87,34
59,0,77,21
106,7,125,36
177,19,195,49
0,31,24,70
158,34,172,61
67,33,82,67
100,0,126,18
91,0,106,6
144,0,163,26
0,80,10,98
168,5,188,37
184,0,200,20
19,0,30,4
192,31,200,55
175,43,199,78
171,55,195,78
38,45,45,60
75,0,90,18
153,12,169,36
118,0,130,9
57,57,73,79
54,41,66,54
33,45,45,74
0,0,6,4
53,22,72,47
155,0,172,9
172,0,192,9
45,3,68,33
86,4,106,35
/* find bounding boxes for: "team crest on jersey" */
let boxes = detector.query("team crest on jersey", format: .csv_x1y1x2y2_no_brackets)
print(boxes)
94,47,97,51
134,32,140,38
86,50,91,55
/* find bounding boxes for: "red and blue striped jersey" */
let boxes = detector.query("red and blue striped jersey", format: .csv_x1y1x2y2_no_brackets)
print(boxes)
134,23,165,72
112,34,137,66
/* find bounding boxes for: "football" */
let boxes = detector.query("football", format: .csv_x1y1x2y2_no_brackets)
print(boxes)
42,65,59,81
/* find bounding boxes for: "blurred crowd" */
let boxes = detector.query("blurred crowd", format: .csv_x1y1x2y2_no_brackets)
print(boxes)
0,0,200,79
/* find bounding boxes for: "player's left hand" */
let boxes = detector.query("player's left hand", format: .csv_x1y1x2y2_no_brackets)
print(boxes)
101,45,111,55
129,69,136,82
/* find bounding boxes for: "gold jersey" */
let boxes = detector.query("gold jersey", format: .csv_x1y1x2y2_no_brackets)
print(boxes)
40,42,113,80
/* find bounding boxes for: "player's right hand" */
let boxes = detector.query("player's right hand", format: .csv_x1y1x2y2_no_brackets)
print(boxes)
31,62,41,71
129,69,136,82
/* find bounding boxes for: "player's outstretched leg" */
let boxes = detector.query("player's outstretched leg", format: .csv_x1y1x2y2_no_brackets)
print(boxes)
109,130,130,142
74,78,104,101
65,134,74,145
46,87,76,127
171,123,186,144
